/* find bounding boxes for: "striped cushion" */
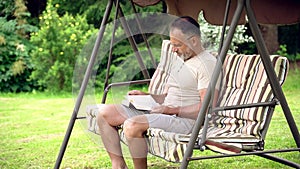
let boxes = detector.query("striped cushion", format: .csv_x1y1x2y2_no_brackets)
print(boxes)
145,54,288,161
148,40,177,94
146,129,188,162
86,104,103,134
213,54,289,138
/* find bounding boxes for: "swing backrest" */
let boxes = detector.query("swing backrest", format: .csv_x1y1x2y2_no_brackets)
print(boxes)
148,40,177,95
212,54,289,139
148,40,289,141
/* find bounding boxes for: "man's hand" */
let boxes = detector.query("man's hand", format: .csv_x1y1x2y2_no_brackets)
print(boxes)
127,90,148,95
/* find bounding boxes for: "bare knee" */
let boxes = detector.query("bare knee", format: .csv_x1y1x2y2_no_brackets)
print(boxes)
123,120,140,138
96,104,127,127
96,105,109,119
123,118,148,138
96,105,110,124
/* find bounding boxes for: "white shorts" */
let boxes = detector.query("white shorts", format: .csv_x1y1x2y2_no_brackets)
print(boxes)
121,105,195,134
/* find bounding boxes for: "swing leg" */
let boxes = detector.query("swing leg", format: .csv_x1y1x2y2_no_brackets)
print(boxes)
54,1,113,168
245,0,300,149
180,0,246,168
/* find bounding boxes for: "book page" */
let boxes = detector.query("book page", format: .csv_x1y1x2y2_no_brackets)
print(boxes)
122,95,159,111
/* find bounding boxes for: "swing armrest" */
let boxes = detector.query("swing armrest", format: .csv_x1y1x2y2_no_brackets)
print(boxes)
104,79,151,92
102,79,151,103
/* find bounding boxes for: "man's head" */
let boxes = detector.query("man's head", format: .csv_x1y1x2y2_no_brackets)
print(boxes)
169,16,203,61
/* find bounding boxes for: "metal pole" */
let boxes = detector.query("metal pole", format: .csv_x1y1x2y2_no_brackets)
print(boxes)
245,0,300,148
114,0,150,79
130,0,157,68
218,0,231,53
180,0,246,168
54,1,113,168
103,0,120,95
197,0,233,148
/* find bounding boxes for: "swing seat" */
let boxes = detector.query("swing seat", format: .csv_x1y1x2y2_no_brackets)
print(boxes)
86,40,289,162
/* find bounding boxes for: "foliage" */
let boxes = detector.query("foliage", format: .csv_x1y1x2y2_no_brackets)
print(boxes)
51,0,106,28
30,1,97,92
198,12,254,53
83,0,110,28
276,44,300,63
278,24,300,55
52,0,164,28
0,0,15,18
86,2,164,92
276,44,289,57
52,0,98,16
0,0,38,92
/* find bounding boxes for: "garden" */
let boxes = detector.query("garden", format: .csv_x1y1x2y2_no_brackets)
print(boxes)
0,0,299,168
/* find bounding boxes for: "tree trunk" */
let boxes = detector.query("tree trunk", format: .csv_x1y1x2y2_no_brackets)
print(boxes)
260,24,279,54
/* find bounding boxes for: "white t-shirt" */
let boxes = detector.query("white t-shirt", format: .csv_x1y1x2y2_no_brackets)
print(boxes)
163,50,217,107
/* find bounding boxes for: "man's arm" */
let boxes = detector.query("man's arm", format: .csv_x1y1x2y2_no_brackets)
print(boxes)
150,101,200,119
151,89,219,119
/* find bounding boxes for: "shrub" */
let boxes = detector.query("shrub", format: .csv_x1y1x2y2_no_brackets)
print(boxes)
199,14,254,53
0,0,38,92
30,2,97,92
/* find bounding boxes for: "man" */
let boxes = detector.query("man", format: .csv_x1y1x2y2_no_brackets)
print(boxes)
97,16,218,169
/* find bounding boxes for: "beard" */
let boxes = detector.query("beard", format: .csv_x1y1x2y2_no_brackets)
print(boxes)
179,49,194,61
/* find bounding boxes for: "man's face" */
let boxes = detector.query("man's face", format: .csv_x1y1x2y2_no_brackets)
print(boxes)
170,29,194,61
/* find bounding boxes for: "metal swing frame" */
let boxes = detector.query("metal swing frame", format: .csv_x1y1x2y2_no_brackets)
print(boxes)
180,0,300,168
54,0,300,168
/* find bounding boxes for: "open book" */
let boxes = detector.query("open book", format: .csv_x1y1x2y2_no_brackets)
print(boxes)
122,95,160,111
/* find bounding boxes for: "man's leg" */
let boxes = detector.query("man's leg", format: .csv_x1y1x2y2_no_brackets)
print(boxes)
97,104,128,169
123,115,149,169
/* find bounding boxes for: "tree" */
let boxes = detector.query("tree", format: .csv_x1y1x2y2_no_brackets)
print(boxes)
30,1,97,92
0,0,38,92
260,25,279,54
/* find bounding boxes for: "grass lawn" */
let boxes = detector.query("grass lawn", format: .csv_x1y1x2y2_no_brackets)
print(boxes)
0,69,299,169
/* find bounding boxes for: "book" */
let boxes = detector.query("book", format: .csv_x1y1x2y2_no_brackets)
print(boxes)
122,95,160,111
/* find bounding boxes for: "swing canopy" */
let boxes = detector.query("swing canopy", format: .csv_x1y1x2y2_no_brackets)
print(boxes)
133,0,300,25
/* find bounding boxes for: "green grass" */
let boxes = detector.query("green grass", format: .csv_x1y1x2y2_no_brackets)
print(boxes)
0,69,299,169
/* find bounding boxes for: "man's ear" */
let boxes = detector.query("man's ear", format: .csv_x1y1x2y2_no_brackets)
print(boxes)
190,36,198,47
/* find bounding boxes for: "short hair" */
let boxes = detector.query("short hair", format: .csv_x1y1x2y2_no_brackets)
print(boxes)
170,16,201,38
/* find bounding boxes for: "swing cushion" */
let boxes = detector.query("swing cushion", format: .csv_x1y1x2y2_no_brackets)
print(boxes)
210,54,288,138
148,40,177,95
141,53,288,162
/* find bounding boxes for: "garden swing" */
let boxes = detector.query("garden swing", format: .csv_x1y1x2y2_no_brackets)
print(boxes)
55,0,300,168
